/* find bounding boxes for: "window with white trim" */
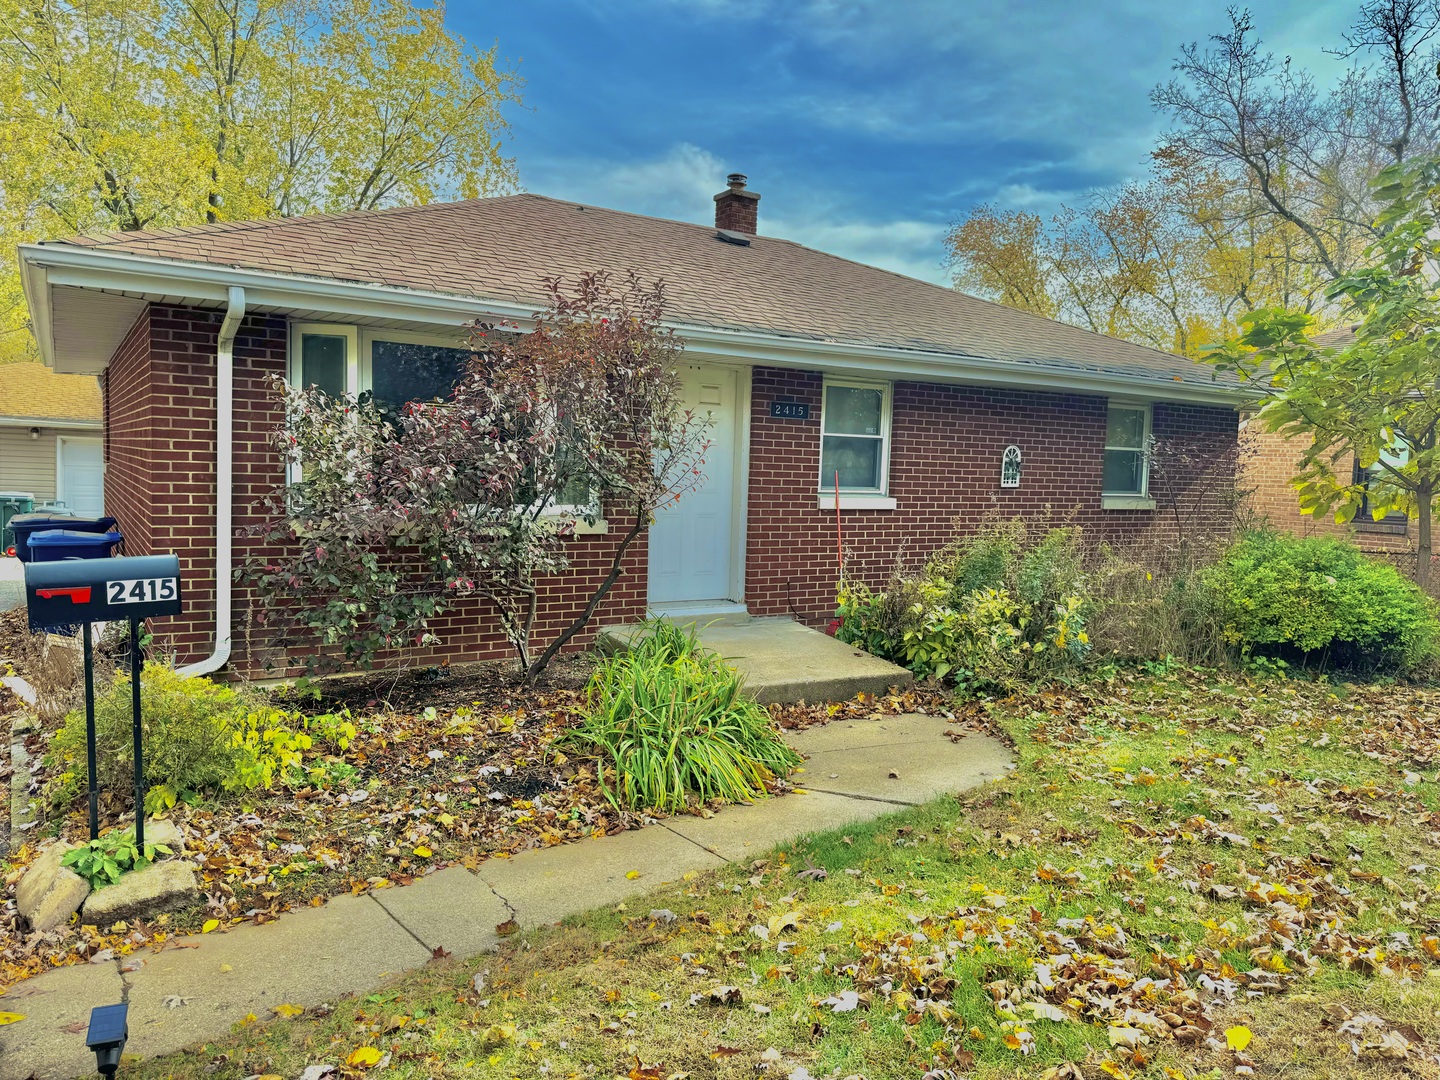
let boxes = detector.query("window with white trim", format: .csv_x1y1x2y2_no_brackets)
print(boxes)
291,324,470,412
819,378,891,494
289,322,599,520
1102,402,1151,496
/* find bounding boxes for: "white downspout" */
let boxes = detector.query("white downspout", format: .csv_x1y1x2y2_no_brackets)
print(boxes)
179,286,245,677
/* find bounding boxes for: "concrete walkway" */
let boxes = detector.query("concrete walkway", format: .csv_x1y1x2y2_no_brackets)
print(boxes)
599,616,914,703
0,557,23,613
0,715,1012,1080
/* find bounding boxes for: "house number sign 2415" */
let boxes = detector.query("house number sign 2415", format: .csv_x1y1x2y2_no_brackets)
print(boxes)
107,577,179,605
770,401,811,420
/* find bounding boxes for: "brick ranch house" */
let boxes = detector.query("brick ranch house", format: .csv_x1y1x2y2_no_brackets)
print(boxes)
17,175,1250,676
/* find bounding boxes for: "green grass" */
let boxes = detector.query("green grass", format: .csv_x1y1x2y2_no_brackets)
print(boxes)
563,619,803,811
131,669,1440,1080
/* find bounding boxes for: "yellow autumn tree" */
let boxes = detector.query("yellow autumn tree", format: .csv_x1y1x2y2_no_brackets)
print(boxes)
0,0,521,362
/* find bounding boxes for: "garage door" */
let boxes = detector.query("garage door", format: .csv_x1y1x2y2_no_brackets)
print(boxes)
57,438,104,517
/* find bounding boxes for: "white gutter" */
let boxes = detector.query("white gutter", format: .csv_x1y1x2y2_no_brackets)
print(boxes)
19,243,1255,407
177,285,245,677
0,417,101,430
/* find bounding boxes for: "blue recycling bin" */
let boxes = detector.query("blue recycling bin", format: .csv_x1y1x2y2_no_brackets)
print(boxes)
8,514,118,561
26,529,124,562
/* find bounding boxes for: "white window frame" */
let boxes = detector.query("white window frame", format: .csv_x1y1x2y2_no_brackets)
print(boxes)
285,321,605,531
1101,400,1155,510
289,322,359,396
817,377,895,510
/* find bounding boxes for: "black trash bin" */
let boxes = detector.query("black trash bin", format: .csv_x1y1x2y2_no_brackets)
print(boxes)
26,529,124,563
8,514,118,561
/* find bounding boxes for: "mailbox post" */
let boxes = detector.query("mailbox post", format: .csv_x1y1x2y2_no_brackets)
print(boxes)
25,555,183,846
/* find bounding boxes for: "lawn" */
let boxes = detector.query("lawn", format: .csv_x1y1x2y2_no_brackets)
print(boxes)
122,665,1440,1080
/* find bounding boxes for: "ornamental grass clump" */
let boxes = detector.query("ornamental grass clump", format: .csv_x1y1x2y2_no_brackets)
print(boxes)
567,620,802,812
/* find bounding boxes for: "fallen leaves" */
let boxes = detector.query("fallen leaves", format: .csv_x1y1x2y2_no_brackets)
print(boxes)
345,1045,382,1068
0,1011,23,1025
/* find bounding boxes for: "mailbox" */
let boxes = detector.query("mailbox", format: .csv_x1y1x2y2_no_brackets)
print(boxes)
25,554,182,632
23,552,184,848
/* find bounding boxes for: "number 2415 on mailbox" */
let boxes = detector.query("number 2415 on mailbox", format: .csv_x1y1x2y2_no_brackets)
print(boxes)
107,578,178,605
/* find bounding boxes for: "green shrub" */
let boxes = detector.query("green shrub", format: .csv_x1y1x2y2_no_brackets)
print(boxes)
835,577,959,679
226,706,358,791
837,525,1093,692
62,827,171,888
1016,526,1085,608
49,665,360,807
564,620,803,812
49,663,248,801
943,522,1021,606
1205,530,1440,673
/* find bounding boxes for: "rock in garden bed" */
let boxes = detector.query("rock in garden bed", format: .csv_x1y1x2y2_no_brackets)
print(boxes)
15,842,89,933
81,860,200,925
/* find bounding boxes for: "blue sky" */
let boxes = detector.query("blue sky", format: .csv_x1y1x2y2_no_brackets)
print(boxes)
462,1,1356,284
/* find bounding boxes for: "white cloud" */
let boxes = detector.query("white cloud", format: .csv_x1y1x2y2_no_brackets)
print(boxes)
770,215,950,284
523,142,729,223
522,142,952,283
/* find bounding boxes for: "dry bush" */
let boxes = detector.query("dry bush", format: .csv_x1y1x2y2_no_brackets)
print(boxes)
7,628,94,725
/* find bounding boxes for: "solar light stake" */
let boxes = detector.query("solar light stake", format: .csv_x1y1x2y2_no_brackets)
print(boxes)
85,1002,128,1077
130,616,144,851
81,622,99,841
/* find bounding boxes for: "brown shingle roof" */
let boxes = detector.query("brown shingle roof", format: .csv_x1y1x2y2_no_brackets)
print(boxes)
0,363,101,422
57,194,1227,390
1312,325,1357,349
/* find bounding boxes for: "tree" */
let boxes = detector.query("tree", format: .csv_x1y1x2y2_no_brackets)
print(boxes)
0,0,520,361
1152,4,1440,282
1206,154,1440,590
949,2,1440,355
248,273,712,681
945,151,1321,356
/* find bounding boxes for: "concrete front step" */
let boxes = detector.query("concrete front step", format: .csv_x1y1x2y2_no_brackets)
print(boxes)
595,616,914,704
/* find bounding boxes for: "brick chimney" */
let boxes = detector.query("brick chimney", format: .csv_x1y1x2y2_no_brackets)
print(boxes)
714,173,760,234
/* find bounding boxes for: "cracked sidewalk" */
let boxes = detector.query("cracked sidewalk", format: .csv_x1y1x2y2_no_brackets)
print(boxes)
0,715,1012,1079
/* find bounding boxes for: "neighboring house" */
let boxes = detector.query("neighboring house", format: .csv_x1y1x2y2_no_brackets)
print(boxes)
17,175,1249,675
1240,325,1427,575
0,363,104,516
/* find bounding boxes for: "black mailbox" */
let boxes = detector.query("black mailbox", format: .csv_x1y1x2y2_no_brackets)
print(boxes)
25,554,182,632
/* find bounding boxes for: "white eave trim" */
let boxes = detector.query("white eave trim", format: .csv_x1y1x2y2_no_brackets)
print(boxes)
19,242,1255,407
0,416,101,430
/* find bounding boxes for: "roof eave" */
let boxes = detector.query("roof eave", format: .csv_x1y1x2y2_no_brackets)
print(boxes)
20,251,55,368
19,242,1254,407
0,415,101,429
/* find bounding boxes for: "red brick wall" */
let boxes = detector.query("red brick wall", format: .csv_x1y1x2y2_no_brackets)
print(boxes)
103,304,1241,673
103,302,647,676
744,369,1240,624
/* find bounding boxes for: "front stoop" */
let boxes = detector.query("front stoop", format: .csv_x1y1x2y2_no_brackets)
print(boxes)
597,616,914,704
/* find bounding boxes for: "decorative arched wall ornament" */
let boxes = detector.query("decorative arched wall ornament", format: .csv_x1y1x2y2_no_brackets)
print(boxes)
1000,445,1022,488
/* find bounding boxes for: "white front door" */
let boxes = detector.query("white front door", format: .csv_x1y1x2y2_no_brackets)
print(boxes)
57,437,104,516
648,364,738,604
